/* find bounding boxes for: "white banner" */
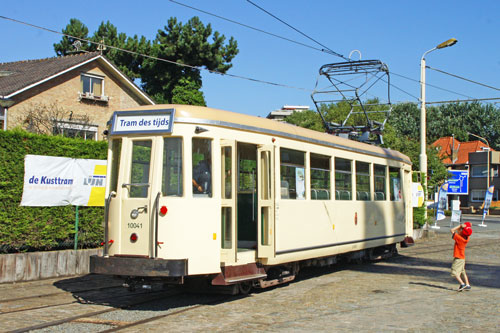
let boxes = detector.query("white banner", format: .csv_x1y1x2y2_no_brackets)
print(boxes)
21,155,107,207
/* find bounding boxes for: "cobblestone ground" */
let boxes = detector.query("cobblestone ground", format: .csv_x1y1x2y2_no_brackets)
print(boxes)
1,217,499,332
125,219,500,332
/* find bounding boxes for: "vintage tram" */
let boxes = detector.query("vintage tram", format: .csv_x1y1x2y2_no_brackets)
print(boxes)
90,104,413,293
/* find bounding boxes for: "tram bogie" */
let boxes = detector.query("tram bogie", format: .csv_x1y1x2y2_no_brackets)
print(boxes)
90,104,413,293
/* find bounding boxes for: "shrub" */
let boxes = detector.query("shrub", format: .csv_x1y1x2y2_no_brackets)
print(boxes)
0,129,107,253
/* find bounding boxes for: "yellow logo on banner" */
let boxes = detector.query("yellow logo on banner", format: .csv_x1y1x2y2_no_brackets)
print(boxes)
87,165,107,206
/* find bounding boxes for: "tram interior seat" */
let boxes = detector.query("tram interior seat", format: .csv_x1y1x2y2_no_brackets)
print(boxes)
356,191,370,201
281,180,290,199
311,189,330,200
375,192,385,200
338,190,351,200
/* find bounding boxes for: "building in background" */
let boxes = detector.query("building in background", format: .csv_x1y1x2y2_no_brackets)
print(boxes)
0,52,154,140
433,136,499,209
266,105,310,122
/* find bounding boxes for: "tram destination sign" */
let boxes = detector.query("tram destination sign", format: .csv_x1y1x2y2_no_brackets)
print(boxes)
447,169,469,195
110,109,175,135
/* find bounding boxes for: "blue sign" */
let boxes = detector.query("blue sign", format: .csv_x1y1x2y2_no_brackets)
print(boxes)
447,170,468,195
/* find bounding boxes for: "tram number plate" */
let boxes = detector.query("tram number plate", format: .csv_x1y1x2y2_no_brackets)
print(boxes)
128,223,143,229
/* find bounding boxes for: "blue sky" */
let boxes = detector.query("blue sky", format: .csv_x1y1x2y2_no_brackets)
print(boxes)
1,0,499,117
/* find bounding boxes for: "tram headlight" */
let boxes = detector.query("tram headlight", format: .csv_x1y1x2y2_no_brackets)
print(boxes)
130,209,139,219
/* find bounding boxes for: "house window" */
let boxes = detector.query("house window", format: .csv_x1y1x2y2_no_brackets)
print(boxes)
471,189,498,202
471,165,487,177
53,120,98,140
81,73,104,98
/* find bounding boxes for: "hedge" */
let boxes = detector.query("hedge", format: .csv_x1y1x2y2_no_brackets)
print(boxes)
0,129,107,253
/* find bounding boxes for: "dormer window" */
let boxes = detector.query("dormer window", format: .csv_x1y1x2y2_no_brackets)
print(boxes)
80,73,108,102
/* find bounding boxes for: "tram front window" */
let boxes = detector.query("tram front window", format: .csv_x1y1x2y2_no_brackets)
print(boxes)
162,137,183,196
130,140,152,198
192,138,212,197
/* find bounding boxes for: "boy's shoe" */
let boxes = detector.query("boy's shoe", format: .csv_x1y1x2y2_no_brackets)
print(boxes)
464,285,471,291
458,284,466,291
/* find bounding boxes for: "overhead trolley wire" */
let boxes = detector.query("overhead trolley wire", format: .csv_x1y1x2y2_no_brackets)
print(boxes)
169,1,474,104
167,0,328,55
246,0,350,61
426,66,500,92
0,15,313,93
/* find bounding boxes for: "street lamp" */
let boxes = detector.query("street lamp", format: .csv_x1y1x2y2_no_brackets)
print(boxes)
420,38,457,221
468,132,491,221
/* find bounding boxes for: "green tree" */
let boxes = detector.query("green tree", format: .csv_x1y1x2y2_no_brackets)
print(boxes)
141,17,238,105
53,19,91,56
54,17,239,105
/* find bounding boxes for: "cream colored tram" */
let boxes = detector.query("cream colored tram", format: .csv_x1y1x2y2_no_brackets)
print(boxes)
90,104,413,292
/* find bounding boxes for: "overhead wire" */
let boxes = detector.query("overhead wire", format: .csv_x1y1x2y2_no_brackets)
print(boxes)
0,15,313,93
170,1,476,103
167,0,328,55
246,0,350,61
426,66,500,92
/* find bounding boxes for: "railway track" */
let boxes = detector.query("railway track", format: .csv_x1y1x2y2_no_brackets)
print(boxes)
7,289,233,333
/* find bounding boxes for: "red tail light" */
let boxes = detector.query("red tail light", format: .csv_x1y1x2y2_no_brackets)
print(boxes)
130,233,138,243
160,205,168,215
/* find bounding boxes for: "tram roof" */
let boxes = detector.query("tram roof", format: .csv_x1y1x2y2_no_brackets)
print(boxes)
118,104,412,165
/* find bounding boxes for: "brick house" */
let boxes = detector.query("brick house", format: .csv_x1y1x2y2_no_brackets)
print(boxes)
0,52,154,140
433,136,500,209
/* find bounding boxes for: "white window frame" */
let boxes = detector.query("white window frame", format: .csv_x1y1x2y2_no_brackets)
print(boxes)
54,120,98,140
80,73,105,98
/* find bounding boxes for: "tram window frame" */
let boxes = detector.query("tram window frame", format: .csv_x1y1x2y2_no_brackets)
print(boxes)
356,161,371,201
192,138,212,198
374,164,387,201
162,137,183,197
222,146,232,199
280,148,306,200
389,167,402,201
335,157,352,200
310,153,331,200
129,140,152,198
109,138,122,194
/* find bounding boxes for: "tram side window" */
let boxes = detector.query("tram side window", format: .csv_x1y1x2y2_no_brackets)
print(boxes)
109,138,122,194
374,164,387,201
162,137,183,196
335,157,352,200
310,153,330,200
356,161,371,201
389,167,402,201
130,140,152,198
192,138,212,197
280,148,305,200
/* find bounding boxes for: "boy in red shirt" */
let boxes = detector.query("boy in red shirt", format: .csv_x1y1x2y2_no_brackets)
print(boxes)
450,222,473,291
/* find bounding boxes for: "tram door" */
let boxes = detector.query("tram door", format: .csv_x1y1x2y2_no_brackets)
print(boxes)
220,140,237,263
118,138,155,257
257,145,275,258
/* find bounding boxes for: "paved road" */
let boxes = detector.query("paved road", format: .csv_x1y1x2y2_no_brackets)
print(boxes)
1,216,499,332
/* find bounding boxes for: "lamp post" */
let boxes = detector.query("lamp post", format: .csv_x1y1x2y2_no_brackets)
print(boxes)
468,132,491,221
420,38,457,222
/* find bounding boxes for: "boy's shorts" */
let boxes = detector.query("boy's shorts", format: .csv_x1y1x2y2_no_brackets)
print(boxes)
451,258,465,277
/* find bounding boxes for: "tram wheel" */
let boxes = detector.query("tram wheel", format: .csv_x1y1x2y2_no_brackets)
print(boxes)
238,281,253,295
